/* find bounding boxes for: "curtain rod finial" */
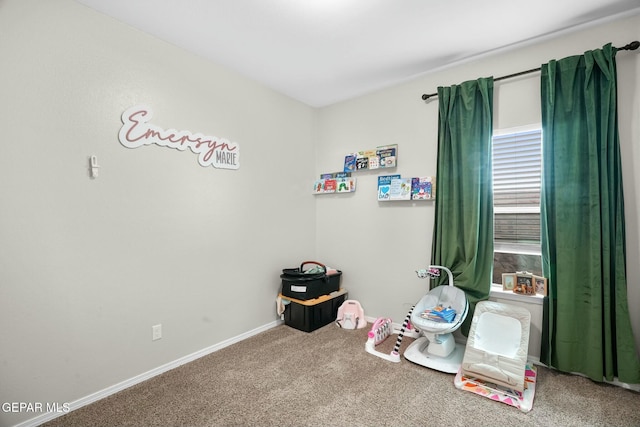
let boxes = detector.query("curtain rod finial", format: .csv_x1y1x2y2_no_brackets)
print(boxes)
622,41,639,51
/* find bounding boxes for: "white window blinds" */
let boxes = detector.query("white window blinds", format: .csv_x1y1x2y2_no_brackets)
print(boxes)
492,129,542,252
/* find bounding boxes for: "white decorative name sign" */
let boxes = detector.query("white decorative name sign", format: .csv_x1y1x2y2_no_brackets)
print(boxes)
118,105,239,169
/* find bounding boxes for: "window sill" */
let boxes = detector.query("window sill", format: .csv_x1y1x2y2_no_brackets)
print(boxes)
489,284,544,305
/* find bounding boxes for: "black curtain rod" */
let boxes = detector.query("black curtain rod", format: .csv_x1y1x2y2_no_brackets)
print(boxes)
421,40,640,101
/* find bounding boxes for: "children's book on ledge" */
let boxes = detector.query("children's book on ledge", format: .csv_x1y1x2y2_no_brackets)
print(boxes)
411,176,435,200
377,175,400,201
389,177,412,200
314,172,356,194
378,175,436,201
344,144,398,173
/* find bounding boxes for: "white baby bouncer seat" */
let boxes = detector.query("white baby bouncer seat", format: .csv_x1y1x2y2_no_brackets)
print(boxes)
404,266,469,373
461,300,531,392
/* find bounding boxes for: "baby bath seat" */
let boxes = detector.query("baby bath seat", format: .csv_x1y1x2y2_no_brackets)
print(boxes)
404,266,469,373
454,300,537,412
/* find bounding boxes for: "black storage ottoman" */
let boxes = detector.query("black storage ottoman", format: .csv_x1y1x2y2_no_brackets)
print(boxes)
280,289,347,332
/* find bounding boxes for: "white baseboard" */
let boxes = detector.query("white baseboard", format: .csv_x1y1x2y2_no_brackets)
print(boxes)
14,320,282,427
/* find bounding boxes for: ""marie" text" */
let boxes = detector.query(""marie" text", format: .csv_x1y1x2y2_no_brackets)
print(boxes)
118,106,240,170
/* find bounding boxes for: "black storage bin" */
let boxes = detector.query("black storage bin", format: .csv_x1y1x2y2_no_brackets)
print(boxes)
280,261,342,300
281,289,347,332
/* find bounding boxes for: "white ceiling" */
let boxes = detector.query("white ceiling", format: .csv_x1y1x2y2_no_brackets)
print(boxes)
76,0,640,107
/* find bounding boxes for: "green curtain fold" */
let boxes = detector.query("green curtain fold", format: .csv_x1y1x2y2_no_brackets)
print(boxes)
431,77,494,336
540,43,640,383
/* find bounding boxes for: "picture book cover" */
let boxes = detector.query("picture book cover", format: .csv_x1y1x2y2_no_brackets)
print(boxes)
320,171,351,179
376,145,397,168
355,149,376,170
343,154,357,173
355,157,369,170
359,149,377,159
324,178,337,193
411,176,434,200
368,155,380,170
336,177,356,193
313,180,326,194
377,174,401,201
389,177,412,200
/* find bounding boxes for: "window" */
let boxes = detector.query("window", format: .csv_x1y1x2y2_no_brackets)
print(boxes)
492,128,543,283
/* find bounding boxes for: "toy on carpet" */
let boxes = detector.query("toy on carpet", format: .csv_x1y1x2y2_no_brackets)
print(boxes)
365,307,419,363
335,300,367,329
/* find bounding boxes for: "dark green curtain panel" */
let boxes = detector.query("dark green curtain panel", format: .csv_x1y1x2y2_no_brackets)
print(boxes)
540,44,640,383
432,77,494,336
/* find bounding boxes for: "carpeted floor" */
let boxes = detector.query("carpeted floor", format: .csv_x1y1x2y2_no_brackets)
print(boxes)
43,323,640,427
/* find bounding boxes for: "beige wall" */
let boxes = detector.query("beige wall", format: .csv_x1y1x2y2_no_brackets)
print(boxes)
0,1,316,425
315,13,640,354
1,1,639,425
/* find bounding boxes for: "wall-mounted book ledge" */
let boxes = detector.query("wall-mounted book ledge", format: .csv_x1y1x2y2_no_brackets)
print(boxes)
313,172,356,194
378,175,435,201
344,144,398,172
